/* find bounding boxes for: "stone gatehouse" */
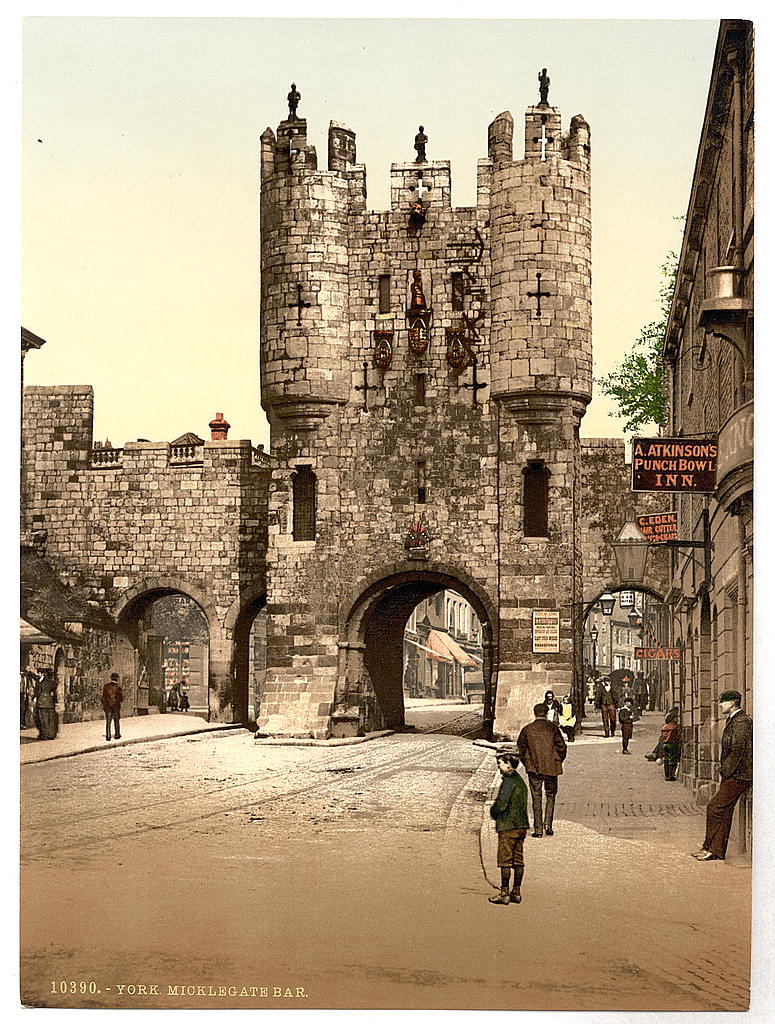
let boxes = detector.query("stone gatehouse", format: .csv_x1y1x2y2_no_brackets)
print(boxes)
22,83,667,739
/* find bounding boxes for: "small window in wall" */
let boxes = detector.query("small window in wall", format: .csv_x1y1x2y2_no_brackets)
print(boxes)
378,275,391,314
292,466,316,540
414,373,426,406
523,461,550,537
416,460,427,504
451,272,465,311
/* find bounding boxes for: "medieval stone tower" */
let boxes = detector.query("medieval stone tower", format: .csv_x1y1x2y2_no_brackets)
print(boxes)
258,81,592,739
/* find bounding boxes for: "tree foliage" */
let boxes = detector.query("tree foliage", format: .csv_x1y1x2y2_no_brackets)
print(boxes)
597,250,679,435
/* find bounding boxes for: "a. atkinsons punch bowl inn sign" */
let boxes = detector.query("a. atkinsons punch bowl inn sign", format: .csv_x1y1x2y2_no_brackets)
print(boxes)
631,438,718,493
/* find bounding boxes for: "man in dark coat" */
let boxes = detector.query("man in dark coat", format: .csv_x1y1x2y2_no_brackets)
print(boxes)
692,690,752,861
516,703,567,837
595,679,618,737
101,672,124,741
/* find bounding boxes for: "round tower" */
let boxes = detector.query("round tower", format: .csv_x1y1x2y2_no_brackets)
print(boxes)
485,91,593,739
487,103,592,420
260,117,359,431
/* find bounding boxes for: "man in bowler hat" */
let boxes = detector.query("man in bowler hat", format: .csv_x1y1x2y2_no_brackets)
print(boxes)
101,672,124,741
692,690,752,861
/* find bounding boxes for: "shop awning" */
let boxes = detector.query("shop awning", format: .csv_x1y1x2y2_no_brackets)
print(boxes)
20,618,56,645
405,637,453,663
427,629,480,668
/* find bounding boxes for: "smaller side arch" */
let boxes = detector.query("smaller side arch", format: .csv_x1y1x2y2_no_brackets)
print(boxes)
112,575,219,628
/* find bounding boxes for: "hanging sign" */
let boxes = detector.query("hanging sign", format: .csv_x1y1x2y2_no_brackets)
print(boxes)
532,610,560,654
619,590,635,608
636,511,678,541
634,646,681,660
631,438,718,492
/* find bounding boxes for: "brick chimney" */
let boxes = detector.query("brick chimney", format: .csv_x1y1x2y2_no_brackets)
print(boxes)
209,412,231,440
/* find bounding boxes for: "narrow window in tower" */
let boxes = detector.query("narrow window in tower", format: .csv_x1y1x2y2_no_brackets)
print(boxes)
416,460,427,504
378,275,391,314
523,461,550,537
292,466,317,541
451,272,465,311
414,373,426,406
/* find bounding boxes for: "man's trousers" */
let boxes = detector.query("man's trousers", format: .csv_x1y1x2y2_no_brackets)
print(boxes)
703,778,751,859
527,772,559,834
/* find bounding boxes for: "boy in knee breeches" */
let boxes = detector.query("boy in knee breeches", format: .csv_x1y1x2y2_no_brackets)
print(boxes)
488,752,529,906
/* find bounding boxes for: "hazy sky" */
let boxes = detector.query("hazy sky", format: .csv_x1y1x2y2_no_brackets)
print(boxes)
22,17,720,449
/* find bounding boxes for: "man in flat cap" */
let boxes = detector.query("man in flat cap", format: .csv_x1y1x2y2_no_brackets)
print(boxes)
692,690,752,861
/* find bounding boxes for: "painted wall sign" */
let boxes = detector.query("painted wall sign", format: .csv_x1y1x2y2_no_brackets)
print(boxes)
532,610,560,654
634,646,681,660
636,510,678,542
631,438,718,492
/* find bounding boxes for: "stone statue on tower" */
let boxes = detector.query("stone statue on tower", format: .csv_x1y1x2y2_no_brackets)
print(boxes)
538,68,550,106
287,83,301,119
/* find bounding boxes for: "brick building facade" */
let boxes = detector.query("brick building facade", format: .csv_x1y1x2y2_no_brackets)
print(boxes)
661,20,754,848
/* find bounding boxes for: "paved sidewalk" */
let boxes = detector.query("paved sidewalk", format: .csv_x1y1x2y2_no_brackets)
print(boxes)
20,713,241,765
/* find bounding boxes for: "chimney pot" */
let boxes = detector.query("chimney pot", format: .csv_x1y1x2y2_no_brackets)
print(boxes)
209,412,231,440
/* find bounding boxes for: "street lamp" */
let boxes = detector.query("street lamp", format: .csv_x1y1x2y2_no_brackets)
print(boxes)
611,509,650,584
590,625,598,682
627,606,641,628
599,590,616,616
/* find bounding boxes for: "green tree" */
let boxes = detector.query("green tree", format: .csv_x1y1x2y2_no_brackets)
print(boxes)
597,249,678,434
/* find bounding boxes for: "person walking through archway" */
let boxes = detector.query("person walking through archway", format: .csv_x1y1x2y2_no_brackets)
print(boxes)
516,703,567,837
595,678,618,737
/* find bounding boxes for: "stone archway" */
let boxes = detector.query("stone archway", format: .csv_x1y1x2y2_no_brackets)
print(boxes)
225,585,268,729
113,578,217,719
337,562,497,736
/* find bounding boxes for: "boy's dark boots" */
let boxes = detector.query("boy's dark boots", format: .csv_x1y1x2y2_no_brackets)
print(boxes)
510,867,524,903
488,888,510,905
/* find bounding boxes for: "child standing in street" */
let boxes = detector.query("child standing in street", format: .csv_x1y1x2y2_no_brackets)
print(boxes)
488,752,529,906
661,714,682,781
618,698,635,754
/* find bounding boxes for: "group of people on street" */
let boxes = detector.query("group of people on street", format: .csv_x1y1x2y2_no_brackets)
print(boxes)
20,667,59,739
487,685,753,904
167,678,191,712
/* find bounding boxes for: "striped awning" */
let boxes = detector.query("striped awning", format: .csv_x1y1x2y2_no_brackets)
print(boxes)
427,629,479,668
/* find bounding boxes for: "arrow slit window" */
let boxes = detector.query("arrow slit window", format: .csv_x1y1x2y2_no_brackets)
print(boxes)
378,275,391,314
523,461,550,537
292,466,316,541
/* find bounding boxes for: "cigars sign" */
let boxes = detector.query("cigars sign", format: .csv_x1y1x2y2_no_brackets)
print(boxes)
635,647,681,661
631,438,718,492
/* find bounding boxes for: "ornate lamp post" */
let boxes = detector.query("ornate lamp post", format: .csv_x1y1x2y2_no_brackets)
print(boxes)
611,510,650,585
590,625,598,682
599,590,616,616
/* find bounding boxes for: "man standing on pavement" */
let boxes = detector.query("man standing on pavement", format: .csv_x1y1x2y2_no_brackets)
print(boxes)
517,703,567,837
102,672,123,742
692,690,752,861
596,678,618,737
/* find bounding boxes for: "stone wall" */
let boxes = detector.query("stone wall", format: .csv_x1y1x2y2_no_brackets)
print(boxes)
22,386,270,721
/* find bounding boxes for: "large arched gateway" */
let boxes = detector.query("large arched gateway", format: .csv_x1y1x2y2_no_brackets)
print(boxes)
336,565,497,735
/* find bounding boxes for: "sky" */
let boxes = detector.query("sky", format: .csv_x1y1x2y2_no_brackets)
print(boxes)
21,16,721,450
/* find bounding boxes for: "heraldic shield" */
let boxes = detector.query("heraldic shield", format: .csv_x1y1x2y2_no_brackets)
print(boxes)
373,331,393,369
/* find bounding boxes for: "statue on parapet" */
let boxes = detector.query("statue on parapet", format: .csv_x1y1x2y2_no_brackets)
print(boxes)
538,68,550,106
287,83,301,119
414,126,428,163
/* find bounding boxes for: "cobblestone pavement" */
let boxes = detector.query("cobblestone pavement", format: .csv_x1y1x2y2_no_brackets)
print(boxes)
20,710,752,1011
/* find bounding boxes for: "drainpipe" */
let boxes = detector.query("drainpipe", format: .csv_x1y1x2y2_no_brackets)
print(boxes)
736,515,747,696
